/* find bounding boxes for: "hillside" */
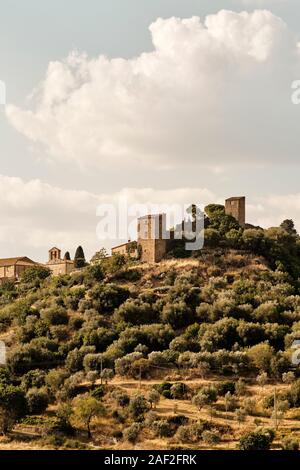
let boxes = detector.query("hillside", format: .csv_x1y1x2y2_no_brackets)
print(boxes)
1,248,300,450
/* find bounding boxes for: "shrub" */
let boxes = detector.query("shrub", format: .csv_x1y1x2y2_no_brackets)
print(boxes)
170,382,187,400
66,347,95,373
0,385,27,434
217,381,236,396
85,264,105,282
50,325,69,341
202,430,221,446
21,369,46,391
288,379,300,407
154,382,172,399
41,307,69,326
123,423,142,443
238,427,275,450
281,436,299,451
89,283,129,314
204,229,221,247
176,425,193,443
161,301,195,329
83,353,104,373
26,387,49,414
242,398,256,416
152,419,174,438
91,385,105,400
114,299,157,325
111,390,130,408
192,386,217,411
45,368,69,394
62,372,86,399
21,266,51,285
129,394,150,419
115,352,143,377
282,372,295,384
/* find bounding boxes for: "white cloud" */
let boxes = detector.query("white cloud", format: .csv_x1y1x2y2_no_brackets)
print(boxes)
6,10,300,171
248,193,300,229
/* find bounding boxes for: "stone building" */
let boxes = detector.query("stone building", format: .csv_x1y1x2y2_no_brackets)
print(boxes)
111,196,246,264
111,241,138,258
225,196,246,227
137,214,168,263
0,257,38,283
46,247,75,276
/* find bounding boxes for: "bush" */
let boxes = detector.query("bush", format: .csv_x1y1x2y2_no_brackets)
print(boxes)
91,385,105,400
123,423,142,443
83,353,104,373
192,386,217,411
282,372,295,385
129,394,150,419
85,264,105,282
170,382,187,400
238,427,275,450
176,425,193,443
204,229,221,247
45,368,69,393
161,301,195,329
288,379,300,407
0,384,27,434
176,422,204,443
154,382,172,399
26,387,49,414
41,307,69,326
21,369,46,391
152,419,174,438
217,381,236,396
89,283,130,314
66,347,95,373
281,436,299,451
111,390,130,407
115,352,143,377
21,266,51,285
114,299,157,325
202,430,221,445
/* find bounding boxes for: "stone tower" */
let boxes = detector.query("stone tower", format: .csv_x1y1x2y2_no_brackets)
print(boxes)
49,247,61,262
137,214,167,263
225,197,246,227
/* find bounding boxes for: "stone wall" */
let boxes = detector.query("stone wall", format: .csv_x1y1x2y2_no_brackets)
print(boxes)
47,260,75,276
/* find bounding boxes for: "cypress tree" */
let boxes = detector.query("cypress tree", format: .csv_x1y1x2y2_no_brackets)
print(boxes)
64,251,71,261
74,246,86,268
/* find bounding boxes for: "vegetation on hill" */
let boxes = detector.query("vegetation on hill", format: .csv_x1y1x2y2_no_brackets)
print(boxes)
1,209,300,449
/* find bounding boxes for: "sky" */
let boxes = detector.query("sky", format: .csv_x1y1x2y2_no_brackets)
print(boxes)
1,0,300,261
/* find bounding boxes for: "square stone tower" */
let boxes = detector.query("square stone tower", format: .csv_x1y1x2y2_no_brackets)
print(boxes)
225,197,246,227
49,247,61,262
137,214,167,263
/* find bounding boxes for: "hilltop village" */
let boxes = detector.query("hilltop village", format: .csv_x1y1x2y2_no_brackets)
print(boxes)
0,197,245,284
